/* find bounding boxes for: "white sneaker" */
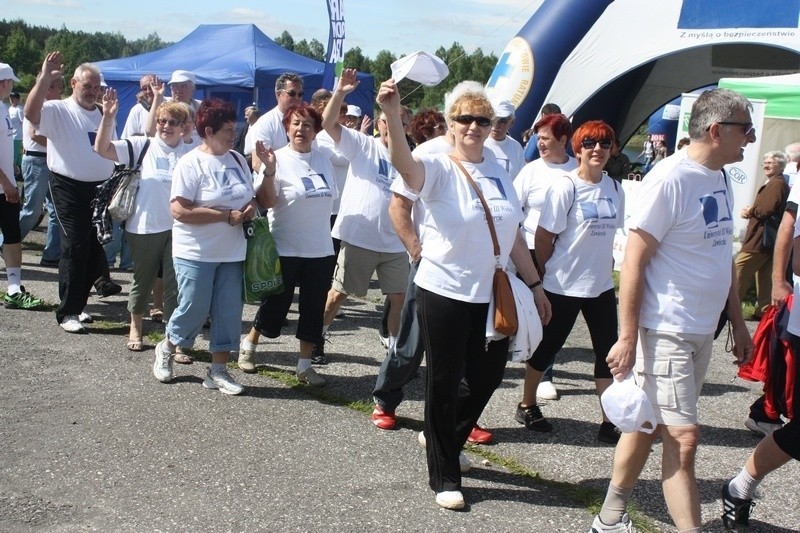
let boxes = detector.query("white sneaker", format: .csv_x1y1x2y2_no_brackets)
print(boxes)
238,344,256,373
152,340,174,383
59,315,86,333
435,490,465,510
203,367,244,395
537,380,559,401
78,312,93,323
417,432,471,473
297,367,327,387
378,333,389,349
589,513,637,532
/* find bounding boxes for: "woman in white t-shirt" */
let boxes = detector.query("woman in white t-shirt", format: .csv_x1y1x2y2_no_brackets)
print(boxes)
238,104,336,387
514,113,576,401
150,98,269,396
376,71,551,511
95,93,191,354
517,120,625,444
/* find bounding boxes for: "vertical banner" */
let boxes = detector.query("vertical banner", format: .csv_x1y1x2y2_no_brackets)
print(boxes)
322,0,345,90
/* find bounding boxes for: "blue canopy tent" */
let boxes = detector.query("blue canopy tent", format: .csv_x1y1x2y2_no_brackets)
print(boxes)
94,24,375,136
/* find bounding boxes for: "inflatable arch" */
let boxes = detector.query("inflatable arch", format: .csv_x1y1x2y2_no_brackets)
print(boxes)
486,0,800,142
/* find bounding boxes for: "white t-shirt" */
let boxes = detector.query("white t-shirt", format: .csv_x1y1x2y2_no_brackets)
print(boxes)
788,216,800,336
245,106,287,155
332,127,404,253
389,174,424,241
267,146,336,258
22,117,45,152
633,152,734,334
36,98,116,182
8,103,23,141
121,102,149,139
413,135,452,156
415,154,522,303
112,136,191,234
315,130,350,215
514,156,578,248
171,149,254,262
0,103,12,179
485,135,525,180
538,170,624,298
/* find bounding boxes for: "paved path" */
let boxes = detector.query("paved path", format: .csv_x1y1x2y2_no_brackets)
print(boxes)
1,232,798,532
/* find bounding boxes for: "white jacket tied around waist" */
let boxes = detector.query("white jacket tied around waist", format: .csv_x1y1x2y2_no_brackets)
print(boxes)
486,273,543,362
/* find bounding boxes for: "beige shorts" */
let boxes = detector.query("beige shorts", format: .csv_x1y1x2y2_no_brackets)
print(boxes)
332,241,409,296
634,327,714,426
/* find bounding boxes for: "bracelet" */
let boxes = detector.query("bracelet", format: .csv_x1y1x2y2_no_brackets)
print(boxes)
527,280,542,290
227,209,232,225
264,171,275,178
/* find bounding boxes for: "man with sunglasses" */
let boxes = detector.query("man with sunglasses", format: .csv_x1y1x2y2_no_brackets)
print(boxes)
485,100,524,180
590,88,755,533
248,72,304,174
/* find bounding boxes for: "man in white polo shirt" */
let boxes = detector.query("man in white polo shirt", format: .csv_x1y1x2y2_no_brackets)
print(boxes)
247,72,304,173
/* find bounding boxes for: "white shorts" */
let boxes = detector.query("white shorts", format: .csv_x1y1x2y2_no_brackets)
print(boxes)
634,328,714,426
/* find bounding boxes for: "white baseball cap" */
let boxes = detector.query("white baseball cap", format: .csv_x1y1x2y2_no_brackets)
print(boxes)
346,105,362,117
493,100,516,119
169,70,196,85
0,63,20,82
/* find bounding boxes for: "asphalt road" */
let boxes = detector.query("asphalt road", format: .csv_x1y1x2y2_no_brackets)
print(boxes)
1,230,798,532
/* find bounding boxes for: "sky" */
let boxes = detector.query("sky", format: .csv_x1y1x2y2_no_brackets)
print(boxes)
12,0,545,60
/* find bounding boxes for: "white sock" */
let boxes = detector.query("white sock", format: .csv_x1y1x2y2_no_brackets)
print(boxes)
241,338,256,351
211,363,226,373
297,359,312,373
322,324,329,336
388,336,397,351
729,468,760,499
6,267,21,294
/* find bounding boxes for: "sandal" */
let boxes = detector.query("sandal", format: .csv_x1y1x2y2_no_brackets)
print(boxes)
126,337,144,352
149,309,164,322
173,351,193,365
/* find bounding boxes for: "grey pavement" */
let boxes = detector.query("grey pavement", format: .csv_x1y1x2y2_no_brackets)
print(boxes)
1,230,798,532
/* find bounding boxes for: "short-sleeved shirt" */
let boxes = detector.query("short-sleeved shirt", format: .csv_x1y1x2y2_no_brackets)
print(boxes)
36,98,115,181
171,149,254,262
538,170,624,298
111,136,191,234
514,156,578,248
331,127,404,253
245,107,287,155
267,145,336,258
121,102,149,139
485,135,525,180
0,103,13,179
414,154,522,303
632,152,734,334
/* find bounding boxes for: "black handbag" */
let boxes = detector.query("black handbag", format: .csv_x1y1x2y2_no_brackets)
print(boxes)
761,213,781,250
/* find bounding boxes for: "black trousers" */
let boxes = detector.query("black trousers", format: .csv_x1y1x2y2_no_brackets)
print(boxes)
417,287,509,492
50,173,109,323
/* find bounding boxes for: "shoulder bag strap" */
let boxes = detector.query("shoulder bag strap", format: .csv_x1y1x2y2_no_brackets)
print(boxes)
448,155,501,264
125,139,135,169
134,139,150,170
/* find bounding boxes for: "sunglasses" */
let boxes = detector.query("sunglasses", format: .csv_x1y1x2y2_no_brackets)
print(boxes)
156,118,183,127
453,115,492,127
581,138,612,150
713,121,756,137
282,90,304,98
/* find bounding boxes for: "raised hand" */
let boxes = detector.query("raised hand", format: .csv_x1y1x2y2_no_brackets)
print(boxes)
41,51,64,82
101,87,118,117
376,79,401,114
336,68,360,95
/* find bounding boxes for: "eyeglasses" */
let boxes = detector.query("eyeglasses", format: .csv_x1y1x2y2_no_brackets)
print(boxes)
714,121,756,137
495,117,511,125
156,118,183,127
581,138,612,150
453,115,492,127
281,90,304,98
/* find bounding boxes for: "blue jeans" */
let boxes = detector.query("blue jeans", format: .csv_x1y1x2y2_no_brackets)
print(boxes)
15,155,60,261
167,257,244,353
103,220,133,269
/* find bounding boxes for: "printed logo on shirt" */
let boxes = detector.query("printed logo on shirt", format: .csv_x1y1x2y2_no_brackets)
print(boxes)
87,131,97,145
578,198,617,221
474,176,511,202
208,164,250,199
301,173,333,199
496,157,510,172
376,158,395,190
700,189,734,246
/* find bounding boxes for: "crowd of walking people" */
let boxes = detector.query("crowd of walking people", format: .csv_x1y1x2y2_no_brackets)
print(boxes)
2,51,799,531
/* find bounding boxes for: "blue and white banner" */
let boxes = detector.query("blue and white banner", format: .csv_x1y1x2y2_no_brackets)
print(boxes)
322,0,345,90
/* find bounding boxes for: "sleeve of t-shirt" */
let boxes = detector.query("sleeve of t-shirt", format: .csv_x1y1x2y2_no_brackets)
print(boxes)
336,127,366,162
171,158,200,202
786,182,800,213
390,174,419,202
111,136,149,166
514,164,533,208
418,155,448,202
615,182,626,229
630,176,676,242
34,101,60,138
538,176,574,235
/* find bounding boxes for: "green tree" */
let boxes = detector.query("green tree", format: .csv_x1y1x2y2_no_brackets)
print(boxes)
293,38,325,61
273,30,295,51
343,46,371,73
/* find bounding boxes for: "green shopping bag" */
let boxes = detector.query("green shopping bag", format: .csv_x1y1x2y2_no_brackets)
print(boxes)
243,216,284,303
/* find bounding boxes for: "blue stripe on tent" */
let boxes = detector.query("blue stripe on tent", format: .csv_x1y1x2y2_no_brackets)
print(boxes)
678,0,799,29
